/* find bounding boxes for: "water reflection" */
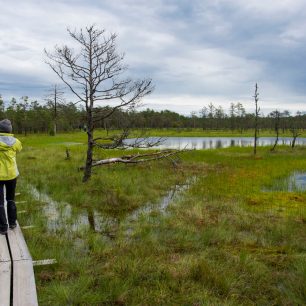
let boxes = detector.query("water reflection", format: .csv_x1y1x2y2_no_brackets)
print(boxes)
127,176,195,221
125,137,306,150
86,208,95,230
283,172,306,192
216,140,222,149
265,172,306,192
28,185,117,236
27,177,195,240
292,173,306,191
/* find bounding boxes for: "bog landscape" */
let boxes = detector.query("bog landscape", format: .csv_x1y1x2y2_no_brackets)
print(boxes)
1,2,306,305
13,128,306,305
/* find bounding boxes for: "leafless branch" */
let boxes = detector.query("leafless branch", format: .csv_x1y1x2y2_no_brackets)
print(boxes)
78,149,189,169
92,130,164,149
45,25,154,181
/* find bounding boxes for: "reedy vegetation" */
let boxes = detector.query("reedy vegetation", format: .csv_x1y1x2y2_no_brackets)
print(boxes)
14,133,306,305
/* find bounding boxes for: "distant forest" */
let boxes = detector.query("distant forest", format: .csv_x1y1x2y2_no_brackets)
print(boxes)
0,95,305,134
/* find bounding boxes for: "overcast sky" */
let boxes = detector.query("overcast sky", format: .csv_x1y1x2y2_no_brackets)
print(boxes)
0,0,306,115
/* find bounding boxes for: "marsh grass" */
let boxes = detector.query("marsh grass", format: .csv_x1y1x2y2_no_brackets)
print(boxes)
14,133,306,305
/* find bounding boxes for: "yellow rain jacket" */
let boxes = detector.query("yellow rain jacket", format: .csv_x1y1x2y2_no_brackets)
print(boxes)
0,133,22,180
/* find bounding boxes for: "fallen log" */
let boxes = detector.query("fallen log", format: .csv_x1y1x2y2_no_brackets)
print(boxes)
79,149,189,169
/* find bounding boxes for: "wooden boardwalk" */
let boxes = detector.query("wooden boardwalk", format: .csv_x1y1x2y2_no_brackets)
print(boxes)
0,223,38,306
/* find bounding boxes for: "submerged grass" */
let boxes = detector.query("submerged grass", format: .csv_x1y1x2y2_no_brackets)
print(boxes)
14,132,306,305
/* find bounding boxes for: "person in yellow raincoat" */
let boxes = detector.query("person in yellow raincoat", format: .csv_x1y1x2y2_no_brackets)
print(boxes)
0,119,22,235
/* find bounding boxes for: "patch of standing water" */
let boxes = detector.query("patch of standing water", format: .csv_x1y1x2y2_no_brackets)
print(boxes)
28,185,116,236
122,177,196,236
125,136,306,150
266,172,306,192
27,177,196,239
127,176,196,221
54,142,83,146
286,172,306,191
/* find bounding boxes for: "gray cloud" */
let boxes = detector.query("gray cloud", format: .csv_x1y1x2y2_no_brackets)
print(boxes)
0,0,305,113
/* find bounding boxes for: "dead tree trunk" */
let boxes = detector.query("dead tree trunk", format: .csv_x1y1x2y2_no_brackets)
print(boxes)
83,119,94,181
292,136,297,148
290,128,301,148
82,34,94,182
271,110,280,152
271,129,279,151
253,83,260,155
53,86,57,135
45,85,64,136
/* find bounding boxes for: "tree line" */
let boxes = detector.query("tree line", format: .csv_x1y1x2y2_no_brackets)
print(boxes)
0,95,304,134
0,95,83,135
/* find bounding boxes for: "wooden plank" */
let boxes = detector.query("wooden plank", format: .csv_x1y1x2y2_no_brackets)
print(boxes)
7,224,38,306
0,234,10,262
21,226,35,230
13,260,38,306
7,222,31,261
4,198,38,305
0,261,11,306
0,234,11,306
33,259,57,266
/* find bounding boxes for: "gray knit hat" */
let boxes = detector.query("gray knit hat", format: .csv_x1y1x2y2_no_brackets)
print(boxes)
0,119,12,133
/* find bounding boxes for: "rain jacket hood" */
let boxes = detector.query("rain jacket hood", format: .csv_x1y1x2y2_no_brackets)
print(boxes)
0,133,22,180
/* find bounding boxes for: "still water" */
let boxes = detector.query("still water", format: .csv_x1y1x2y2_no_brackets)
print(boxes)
292,173,306,191
267,172,306,192
125,137,306,150
28,178,194,239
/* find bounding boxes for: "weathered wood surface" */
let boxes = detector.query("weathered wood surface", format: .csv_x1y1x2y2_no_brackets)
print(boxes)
0,233,10,262
7,222,31,261
7,223,38,306
0,234,11,306
12,260,38,306
1,196,38,306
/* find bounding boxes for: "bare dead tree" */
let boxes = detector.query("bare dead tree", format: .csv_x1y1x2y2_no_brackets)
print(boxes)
45,25,153,181
253,83,260,155
45,84,65,135
290,127,301,148
270,110,280,152
20,96,29,136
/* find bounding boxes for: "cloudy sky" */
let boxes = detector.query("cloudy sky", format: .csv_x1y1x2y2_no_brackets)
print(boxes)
0,0,306,114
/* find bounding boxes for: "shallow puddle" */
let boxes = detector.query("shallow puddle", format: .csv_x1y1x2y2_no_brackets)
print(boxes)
127,176,196,221
287,172,306,191
122,176,196,235
27,177,195,239
28,185,116,236
53,142,83,146
266,172,306,192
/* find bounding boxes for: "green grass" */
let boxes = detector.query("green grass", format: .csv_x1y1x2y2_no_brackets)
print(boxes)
14,132,306,305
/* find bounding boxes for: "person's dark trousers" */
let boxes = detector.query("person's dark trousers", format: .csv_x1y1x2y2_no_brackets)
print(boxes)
0,178,17,232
